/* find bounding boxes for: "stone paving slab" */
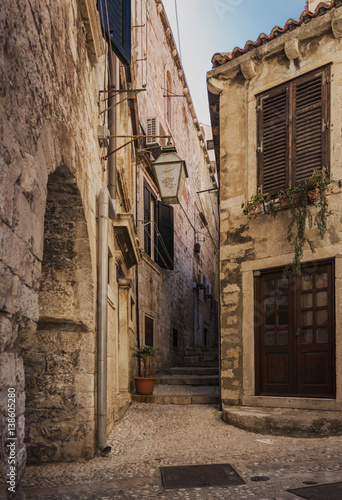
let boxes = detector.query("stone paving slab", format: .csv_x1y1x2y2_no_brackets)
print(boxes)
1,404,342,499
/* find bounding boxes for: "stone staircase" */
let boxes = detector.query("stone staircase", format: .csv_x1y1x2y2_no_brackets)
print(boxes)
131,347,220,405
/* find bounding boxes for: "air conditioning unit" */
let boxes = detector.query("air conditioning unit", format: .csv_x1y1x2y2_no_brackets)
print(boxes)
206,284,213,298
146,117,166,147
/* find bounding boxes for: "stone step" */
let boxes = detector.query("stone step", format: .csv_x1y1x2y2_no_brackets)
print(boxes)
185,347,219,354
222,406,342,437
132,394,220,405
178,357,219,367
158,367,219,376
156,374,219,386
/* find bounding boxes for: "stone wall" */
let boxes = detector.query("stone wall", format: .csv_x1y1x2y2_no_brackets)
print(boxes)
208,4,342,410
0,0,111,489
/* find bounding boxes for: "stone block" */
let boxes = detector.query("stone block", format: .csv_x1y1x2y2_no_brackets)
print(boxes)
0,314,13,351
19,283,39,322
0,352,25,390
74,373,94,392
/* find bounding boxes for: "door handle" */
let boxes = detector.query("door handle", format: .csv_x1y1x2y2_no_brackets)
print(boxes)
296,329,301,344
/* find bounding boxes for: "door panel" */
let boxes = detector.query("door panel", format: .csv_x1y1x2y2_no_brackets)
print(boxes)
255,261,335,398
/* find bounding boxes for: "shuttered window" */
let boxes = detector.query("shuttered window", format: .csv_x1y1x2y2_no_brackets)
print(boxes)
156,202,174,270
143,184,174,270
97,0,131,65
143,183,152,257
257,66,330,195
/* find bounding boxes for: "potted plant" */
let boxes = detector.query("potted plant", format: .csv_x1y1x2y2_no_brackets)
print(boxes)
133,345,157,395
241,169,331,276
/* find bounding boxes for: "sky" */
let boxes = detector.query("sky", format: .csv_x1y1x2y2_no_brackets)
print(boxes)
162,0,308,125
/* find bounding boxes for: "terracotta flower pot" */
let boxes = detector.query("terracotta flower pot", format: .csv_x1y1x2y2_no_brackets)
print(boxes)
307,188,319,204
134,377,156,395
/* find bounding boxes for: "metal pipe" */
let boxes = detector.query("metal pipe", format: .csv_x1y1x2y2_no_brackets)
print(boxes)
97,188,116,453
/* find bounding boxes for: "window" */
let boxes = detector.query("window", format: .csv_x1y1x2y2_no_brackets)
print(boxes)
145,316,154,346
143,182,174,270
98,0,131,65
257,65,330,195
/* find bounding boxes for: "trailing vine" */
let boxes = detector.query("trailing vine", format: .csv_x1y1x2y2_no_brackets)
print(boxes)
241,170,332,276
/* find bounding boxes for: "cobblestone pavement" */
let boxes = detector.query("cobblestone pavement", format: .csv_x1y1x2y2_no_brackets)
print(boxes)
2,403,342,499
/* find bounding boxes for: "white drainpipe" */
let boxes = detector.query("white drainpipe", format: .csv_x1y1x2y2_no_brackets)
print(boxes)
97,188,116,453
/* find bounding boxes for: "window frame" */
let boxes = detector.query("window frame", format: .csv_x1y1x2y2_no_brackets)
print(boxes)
256,65,331,196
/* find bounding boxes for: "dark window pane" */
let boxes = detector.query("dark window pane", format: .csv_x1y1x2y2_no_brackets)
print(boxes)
145,316,154,346
302,275,313,291
317,291,328,307
278,330,288,345
317,328,328,344
316,309,328,326
302,329,313,344
301,311,313,327
279,312,288,327
316,273,328,289
301,293,313,308
265,331,275,346
265,280,275,295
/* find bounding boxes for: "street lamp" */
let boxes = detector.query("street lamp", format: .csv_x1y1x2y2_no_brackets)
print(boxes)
152,143,188,204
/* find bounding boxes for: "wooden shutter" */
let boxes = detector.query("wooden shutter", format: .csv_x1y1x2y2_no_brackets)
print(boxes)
143,183,151,256
145,316,154,346
257,86,288,195
157,202,174,270
98,0,131,65
293,67,330,184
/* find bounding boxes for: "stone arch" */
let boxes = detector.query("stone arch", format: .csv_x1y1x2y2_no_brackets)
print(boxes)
23,165,96,463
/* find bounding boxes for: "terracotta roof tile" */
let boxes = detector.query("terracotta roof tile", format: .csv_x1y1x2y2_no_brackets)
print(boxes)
212,0,339,68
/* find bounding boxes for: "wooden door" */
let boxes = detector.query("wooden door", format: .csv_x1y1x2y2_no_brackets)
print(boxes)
255,261,335,398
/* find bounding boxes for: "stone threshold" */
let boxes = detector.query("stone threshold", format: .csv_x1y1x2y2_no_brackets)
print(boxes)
222,405,342,437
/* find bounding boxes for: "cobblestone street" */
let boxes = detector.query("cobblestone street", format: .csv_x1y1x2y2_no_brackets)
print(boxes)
2,403,341,499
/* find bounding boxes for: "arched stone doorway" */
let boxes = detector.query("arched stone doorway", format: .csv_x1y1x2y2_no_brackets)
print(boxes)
22,165,96,463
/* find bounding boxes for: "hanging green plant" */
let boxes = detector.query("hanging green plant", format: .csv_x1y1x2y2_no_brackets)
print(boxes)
242,169,332,276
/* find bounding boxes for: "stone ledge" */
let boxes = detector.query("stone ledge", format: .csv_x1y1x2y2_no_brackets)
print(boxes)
222,405,342,437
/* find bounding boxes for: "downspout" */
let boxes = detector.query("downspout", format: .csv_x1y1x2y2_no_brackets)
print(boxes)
97,188,116,453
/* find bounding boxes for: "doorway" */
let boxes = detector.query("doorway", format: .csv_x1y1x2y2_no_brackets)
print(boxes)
255,260,335,398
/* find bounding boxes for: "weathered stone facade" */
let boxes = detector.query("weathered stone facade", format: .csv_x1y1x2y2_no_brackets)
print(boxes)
0,0,139,495
208,1,342,412
131,0,219,376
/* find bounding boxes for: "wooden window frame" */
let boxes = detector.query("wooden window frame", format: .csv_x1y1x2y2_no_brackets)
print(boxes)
257,65,330,196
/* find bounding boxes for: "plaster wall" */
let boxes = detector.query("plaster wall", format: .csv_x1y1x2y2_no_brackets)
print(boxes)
210,7,342,410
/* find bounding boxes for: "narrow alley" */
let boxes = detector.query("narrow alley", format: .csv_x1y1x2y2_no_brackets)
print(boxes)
6,402,342,499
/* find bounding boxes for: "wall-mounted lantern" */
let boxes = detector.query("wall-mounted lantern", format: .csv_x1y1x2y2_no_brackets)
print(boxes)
152,143,188,204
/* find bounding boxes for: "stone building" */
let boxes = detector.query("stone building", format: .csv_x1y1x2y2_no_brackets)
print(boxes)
207,0,342,418
131,0,219,373
0,0,218,497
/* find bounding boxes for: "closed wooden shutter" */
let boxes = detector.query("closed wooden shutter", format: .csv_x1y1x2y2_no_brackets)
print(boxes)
144,183,151,256
145,316,154,346
98,0,131,65
157,202,174,270
257,86,288,195
257,65,330,193
293,67,330,184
